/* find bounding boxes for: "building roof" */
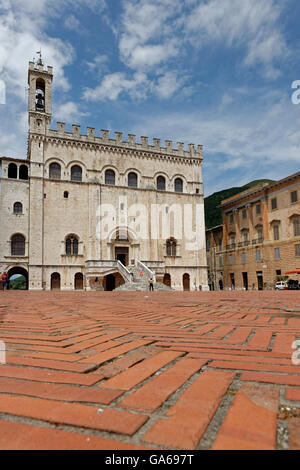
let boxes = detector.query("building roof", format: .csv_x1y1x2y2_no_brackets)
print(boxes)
219,171,300,210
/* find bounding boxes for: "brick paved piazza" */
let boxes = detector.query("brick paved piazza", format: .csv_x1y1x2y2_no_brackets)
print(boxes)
0,290,299,450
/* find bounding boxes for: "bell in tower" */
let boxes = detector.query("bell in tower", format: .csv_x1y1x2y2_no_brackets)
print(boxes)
35,85,45,111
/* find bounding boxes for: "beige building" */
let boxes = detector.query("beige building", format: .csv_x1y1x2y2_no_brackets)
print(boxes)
219,173,300,290
0,59,208,291
205,224,224,291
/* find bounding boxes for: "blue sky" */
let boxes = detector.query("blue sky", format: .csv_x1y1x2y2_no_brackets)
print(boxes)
0,0,299,196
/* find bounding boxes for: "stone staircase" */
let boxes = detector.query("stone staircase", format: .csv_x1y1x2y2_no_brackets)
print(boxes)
114,265,172,292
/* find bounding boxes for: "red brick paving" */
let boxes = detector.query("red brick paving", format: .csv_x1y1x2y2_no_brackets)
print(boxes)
0,290,299,450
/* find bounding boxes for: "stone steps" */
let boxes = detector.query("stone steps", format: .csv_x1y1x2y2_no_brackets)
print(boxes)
115,264,172,292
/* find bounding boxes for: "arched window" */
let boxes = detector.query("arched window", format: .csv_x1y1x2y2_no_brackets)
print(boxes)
157,176,166,191
128,172,138,188
174,178,183,193
49,162,61,180
65,235,79,255
11,234,25,256
71,165,82,182
8,163,18,179
13,202,23,214
19,165,28,180
166,238,177,256
105,169,115,185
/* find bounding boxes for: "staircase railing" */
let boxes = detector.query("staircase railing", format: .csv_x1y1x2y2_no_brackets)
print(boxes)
117,260,132,283
137,260,156,282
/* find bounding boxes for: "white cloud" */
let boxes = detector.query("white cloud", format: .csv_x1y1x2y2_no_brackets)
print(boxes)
54,101,89,122
131,89,300,194
154,72,186,99
64,15,82,31
118,0,182,71
83,71,149,101
0,0,105,157
183,0,288,78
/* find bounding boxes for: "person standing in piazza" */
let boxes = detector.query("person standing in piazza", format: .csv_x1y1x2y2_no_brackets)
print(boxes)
1,272,8,291
149,277,154,291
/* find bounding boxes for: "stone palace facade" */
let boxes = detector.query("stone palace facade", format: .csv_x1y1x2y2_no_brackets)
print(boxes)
0,59,208,291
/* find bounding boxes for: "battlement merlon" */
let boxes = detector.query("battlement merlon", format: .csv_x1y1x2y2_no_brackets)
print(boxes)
40,124,203,160
28,61,53,79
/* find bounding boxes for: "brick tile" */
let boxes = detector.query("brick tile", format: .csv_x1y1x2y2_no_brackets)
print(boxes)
285,388,300,401
142,370,234,449
65,332,130,353
224,327,253,344
240,372,300,387
101,351,183,391
246,330,273,350
0,377,122,404
206,326,235,340
210,360,300,375
212,384,279,450
272,333,296,354
0,419,150,450
118,358,207,413
99,345,164,378
5,355,92,373
80,340,152,364
0,365,102,385
289,418,300,450
0,395,147,435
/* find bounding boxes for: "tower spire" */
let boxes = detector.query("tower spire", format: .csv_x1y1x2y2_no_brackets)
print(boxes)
36,49,43,67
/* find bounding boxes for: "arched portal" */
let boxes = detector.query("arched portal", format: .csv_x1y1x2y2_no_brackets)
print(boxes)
163,273,171,287
183,273,190,291
51,272,61,290
74,272,84,290
7,267,28,290
105,274,116,291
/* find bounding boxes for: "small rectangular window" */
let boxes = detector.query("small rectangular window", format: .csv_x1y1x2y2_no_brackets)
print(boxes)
295,244,300,257
229,214,234,224
242,209,247,219
294,220,300,237
271,198,277,210
274,247,280,260
273,225,279,241
242,253,246,264
256,250,261,261
291,191,298,203
229,254,233,265
256,204,261,215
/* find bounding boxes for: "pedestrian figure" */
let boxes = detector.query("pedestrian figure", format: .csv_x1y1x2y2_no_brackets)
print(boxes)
149,277,154,291
1,272,8,291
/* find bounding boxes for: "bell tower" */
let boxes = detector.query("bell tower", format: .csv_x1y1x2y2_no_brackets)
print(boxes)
27,53,53,291
28,52,53,135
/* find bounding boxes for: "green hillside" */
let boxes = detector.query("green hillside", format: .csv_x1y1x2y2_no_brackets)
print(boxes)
204,179,275,230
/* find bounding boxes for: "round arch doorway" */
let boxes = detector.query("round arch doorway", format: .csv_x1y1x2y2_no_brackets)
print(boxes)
183,273,190,291
51,273,61,291
7,267,28,290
